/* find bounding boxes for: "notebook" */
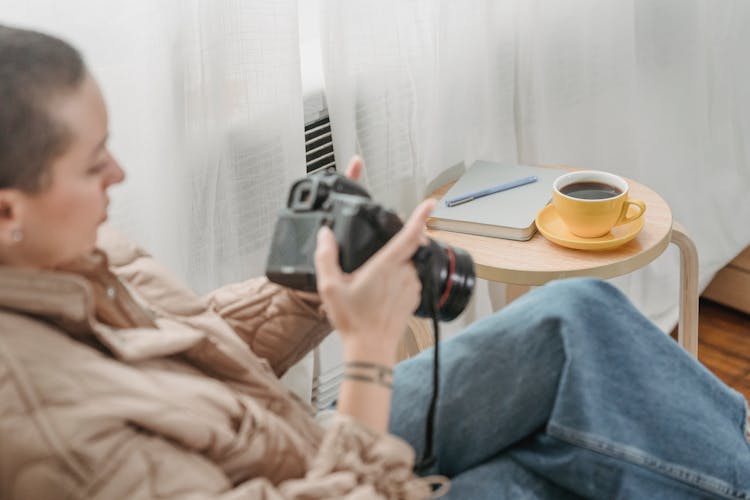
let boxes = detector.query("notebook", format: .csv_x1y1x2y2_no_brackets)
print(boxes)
427,161,561,241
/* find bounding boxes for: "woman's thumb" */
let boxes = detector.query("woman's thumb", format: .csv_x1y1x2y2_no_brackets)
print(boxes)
314,225,343,292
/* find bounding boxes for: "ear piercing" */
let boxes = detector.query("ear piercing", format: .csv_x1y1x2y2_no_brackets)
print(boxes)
10,228,23,242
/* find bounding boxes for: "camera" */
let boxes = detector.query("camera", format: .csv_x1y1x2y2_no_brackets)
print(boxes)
265,171,475,321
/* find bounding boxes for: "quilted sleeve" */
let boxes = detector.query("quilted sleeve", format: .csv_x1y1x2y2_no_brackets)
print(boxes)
205,277,332,376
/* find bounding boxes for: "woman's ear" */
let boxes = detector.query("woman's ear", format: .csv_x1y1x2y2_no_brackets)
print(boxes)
0,189,25,245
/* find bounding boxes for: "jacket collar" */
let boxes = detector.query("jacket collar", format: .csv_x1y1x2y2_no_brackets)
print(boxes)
0,253,206,362
0,265,94,332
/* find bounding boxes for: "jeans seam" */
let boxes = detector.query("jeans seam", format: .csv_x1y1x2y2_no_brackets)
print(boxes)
547,422,750,499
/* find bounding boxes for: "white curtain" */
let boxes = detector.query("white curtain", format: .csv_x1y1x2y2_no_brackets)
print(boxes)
514,1,750,329
321,0,750,332
2,0,306,293
322,0,519,212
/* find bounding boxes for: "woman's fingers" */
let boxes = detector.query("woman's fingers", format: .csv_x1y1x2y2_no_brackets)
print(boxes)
313,200,434,343
371,199,436,266
314,226,344,299
315,197,433,289
345,156,363,181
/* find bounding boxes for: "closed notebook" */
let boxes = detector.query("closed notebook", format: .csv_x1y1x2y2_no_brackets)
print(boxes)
427,161,560,241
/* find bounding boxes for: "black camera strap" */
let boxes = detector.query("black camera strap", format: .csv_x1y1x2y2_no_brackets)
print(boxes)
413,300,440,474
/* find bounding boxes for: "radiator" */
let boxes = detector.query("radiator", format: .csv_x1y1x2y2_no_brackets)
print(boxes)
305,114,336,175
303,110,344,411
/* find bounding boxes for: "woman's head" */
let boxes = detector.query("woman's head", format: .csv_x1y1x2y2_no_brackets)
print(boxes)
0,25,124,268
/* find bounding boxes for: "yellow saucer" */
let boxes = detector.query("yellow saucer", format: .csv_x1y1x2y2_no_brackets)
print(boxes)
535,204,645,251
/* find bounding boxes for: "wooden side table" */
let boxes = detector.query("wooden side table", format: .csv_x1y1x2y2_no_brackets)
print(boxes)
422,172,699,357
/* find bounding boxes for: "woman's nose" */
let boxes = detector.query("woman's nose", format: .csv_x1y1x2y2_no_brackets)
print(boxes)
105,153,126,186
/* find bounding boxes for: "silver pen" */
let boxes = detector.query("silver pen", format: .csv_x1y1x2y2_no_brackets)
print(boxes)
445,175,539,207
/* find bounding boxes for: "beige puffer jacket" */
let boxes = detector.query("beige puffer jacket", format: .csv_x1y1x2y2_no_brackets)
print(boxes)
0,227,441,499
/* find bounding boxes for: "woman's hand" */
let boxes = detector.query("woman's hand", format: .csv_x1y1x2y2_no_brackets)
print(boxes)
314,190,436,365
315,194,435,434
316,155,435,432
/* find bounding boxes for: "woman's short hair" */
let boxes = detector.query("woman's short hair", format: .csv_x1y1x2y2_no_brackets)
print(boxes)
0,25,86,193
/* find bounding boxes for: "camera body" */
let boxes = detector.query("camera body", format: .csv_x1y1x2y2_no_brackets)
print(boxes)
265,171,474,321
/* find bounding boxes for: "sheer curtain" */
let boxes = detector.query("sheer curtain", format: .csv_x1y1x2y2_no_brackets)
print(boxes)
2,0,306,293
514,1,750,329
321,0,521,330
322,0,518,212
321,0,750,331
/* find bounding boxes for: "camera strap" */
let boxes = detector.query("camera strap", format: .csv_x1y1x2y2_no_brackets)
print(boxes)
413,304,440,474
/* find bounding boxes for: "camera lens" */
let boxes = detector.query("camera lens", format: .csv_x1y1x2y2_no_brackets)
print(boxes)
436,245,475,321
414,240,476,321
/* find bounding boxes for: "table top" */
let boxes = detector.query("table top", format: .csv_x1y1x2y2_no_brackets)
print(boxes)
425,169,674,285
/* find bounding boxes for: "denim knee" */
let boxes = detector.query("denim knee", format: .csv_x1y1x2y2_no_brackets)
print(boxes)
536,278,625,313
528,277,663,356
543,277,619,299
526,278,637,338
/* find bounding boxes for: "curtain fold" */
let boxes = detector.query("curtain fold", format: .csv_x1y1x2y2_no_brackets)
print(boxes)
2,0,306,292
321,0,519,214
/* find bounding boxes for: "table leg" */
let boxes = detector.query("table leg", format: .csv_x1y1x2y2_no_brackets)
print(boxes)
505,284,531,304
399,317,435,360
670,222,699,357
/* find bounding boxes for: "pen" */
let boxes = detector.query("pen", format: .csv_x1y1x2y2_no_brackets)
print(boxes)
445,175,539,207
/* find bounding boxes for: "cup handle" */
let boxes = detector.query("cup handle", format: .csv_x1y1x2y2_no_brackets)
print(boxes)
616,199,646,225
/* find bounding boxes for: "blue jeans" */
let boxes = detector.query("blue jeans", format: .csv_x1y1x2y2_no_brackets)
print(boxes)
389,278,750,499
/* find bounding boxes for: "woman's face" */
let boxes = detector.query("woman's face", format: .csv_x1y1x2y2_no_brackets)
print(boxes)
16,74,125,268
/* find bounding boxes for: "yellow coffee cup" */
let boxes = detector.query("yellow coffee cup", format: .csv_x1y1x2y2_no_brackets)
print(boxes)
552,171,646,238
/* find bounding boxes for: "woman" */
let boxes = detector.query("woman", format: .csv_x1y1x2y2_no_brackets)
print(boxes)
0,25,748,499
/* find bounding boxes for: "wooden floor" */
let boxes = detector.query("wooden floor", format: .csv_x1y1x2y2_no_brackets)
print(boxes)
694,298,750,400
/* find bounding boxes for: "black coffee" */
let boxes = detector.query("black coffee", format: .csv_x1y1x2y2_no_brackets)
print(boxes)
560,181,622,200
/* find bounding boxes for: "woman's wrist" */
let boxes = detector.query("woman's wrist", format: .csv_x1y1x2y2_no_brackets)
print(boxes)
337,359,394,433
343,337,398,367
